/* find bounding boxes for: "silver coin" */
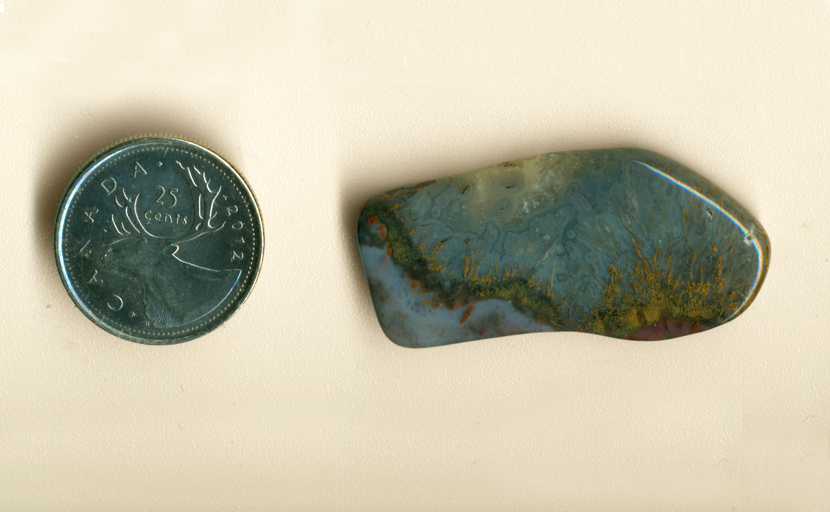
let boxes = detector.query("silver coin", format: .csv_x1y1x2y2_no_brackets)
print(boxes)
54,135,264,345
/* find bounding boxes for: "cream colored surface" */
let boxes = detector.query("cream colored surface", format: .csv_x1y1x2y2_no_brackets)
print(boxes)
1,1,829,510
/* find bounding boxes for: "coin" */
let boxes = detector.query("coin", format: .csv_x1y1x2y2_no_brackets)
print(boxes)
54,135,264,345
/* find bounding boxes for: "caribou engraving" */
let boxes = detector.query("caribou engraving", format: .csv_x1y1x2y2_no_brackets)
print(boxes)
101,162,242,328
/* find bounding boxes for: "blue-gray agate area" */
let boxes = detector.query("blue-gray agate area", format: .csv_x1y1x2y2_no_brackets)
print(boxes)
356,149,770,348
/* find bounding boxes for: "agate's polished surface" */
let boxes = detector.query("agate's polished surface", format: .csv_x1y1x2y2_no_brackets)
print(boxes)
357,149,770,348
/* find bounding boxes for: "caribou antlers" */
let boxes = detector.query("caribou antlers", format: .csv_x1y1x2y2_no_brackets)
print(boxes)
101,177,151,239
175,160,226,243
101,161,227,244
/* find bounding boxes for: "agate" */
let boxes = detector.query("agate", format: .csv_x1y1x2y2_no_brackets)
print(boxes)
356,149,770,348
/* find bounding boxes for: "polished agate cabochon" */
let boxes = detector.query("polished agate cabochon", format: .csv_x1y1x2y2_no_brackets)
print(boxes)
357,149,770,348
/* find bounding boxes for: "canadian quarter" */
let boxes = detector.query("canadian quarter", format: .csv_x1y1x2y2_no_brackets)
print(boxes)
54,135,263,345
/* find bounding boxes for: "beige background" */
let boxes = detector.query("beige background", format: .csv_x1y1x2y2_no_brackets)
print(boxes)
1,1,829,510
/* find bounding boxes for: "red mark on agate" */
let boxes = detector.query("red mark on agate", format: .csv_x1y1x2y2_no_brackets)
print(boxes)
627,323,666,341
460,305,475,324
368,216,387,239
378,243,391,267
627,317,708,340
